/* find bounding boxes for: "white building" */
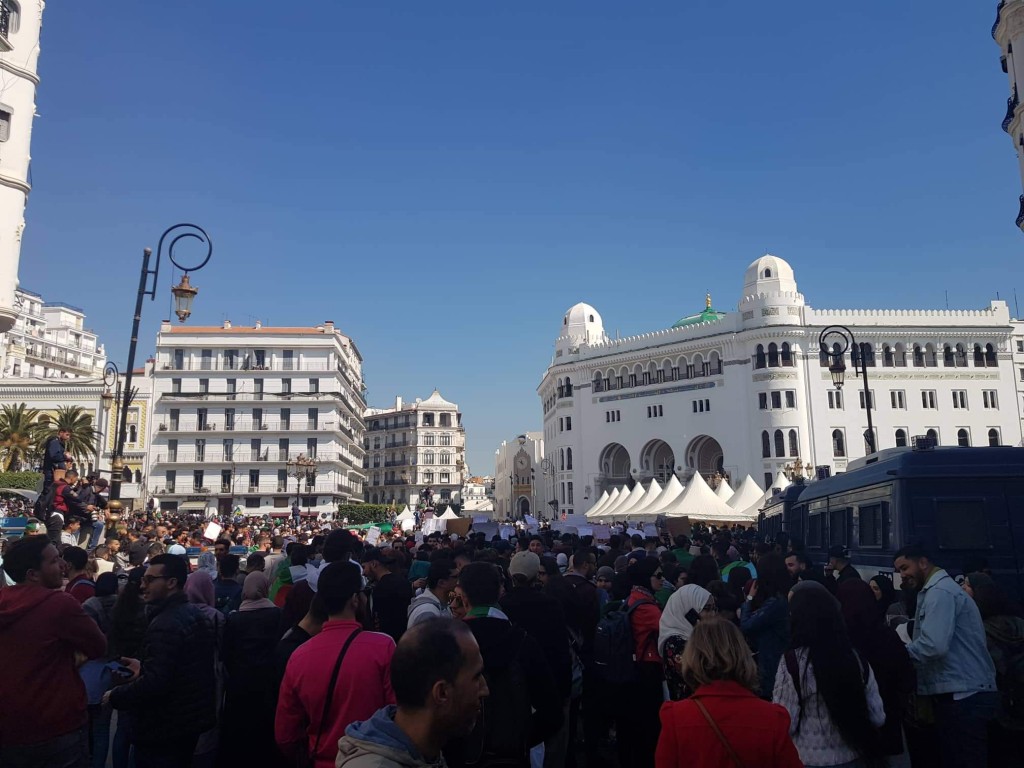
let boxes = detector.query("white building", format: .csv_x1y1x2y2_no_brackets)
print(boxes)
540,255,1024,512
493,432,548,520
147,320,366,518
461,476,495,515
993,0,1024,233
363,391,466,509
1,288,107,378
0,1,43,335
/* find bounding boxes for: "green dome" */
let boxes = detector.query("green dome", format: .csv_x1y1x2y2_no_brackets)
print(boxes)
672,306,726,329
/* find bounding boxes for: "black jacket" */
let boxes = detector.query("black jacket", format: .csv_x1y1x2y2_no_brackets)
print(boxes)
369,571,413,642
109,592,216,743
500,586,572,699
42,436,69,481
562,573,601,662
223,606,282,697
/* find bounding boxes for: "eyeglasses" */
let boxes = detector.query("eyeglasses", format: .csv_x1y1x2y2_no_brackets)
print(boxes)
141,574,167,585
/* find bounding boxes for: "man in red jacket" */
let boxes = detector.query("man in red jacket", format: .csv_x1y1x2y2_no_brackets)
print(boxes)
0,535,107,767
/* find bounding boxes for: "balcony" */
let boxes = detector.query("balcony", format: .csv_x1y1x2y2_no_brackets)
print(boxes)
1004,89,1020,133
151,449,352,465
159,360,331,372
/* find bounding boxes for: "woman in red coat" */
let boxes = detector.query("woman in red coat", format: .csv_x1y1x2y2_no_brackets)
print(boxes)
656,617,803,768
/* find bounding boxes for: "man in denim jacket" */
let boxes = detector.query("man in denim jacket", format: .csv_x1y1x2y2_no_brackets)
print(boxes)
894,543,998,768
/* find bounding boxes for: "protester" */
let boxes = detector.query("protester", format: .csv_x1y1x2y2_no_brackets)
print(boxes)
184,569,225,768
276,560,397,768
107,568,146,768
686,554,720,589
275,593,329,688
837,578,915,763
773,581,885,768
824,545,860,592
407,558,458,628
962,571,1024,763
283,528,357,628
42,426,73,491
0,535,107,768
740,552,790,696
64,546,98,603
214,554,243,614
106,554,217,768
337,619,489,768
656,618,802,768
867,574,909,628
894,544,999,768
658,583,716,701
362,546,414,642
500,550,573,768
446,561,562,768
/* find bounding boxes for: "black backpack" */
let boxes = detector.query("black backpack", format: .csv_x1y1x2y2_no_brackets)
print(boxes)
593,599,655,683
460,629,532,767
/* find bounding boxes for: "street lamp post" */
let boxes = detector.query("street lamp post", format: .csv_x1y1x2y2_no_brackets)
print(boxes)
107,225,213,521
287,454,318,516
819,325,875,455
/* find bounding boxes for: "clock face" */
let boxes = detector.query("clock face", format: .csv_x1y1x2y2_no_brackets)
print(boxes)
516,455,528,469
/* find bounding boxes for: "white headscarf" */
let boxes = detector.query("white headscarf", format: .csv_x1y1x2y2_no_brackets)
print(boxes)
658,583,712,655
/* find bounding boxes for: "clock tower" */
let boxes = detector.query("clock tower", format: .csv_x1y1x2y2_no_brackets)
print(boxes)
513,449,534,518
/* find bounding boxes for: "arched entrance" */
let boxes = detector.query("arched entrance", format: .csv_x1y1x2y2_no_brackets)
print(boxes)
518,497,531,518
686,435,725,475
598,443,631,489
640,439,675,483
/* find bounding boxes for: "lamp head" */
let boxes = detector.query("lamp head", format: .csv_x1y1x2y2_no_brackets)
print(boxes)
171,274,198,323
829,359,846,390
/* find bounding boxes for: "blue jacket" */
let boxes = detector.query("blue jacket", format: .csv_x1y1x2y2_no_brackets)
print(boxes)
907,569,997,696
42,436,69,481
740,595,790,696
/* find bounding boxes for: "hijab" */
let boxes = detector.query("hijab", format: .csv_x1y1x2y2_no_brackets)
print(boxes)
658,584,711,655
239,571,276,612
197,551,218,578
869,575,899,617
790,579,834,600
184,570,221,625
837,579,881,647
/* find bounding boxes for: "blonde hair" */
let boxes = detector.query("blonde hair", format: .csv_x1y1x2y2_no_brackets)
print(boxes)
680,617,760,694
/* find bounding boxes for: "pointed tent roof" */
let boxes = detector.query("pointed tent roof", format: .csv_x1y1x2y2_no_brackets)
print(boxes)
438,508,460,520
714,478,734,502
586,488,619,519
661,472,756,523
636,475,685,516
739,471,790,519
585,490,610,517
395,505,415,521
597,485,637,518
420,389,457,409
615,479,662,520
727,476,765,512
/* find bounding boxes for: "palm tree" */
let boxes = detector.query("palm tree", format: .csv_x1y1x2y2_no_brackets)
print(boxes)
35,405,99,464
0,403,42,471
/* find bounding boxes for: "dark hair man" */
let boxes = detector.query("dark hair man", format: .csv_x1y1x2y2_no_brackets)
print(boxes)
826,545,860,590
276,561,397,768
337,619,488,768
445,563,562,767
62,546,96,604
362,547,413,642
106,554,217,766
0,536,106,767
46,468,95,546
407,559,458,628
215,554,243,614
893,544,998,768
283,528,358,629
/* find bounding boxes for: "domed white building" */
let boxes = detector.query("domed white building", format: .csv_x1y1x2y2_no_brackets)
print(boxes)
539,255,1024,516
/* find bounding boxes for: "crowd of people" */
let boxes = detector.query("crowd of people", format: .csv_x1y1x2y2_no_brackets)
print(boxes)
0,503,1022,768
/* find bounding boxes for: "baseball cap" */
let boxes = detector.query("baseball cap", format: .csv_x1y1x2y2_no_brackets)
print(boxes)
508,551,540,580
828,545,850,559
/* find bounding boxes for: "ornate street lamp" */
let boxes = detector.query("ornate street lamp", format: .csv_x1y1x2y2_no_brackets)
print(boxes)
287,453,319,514
819,325,875,454
107,225,213,519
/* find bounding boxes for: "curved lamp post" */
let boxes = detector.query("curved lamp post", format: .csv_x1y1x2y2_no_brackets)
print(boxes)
819,325,875,455
287,454,319,514
107,225,213,518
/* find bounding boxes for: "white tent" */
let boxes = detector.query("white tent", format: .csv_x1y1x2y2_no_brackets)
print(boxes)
714,478,734,503
738,471,790,520
601,482,646,519
586,488,619,519
661,472,756,523
596,486,635,519
395,506,415,521
615,479,662,520
768,470,792,496
727,476,765,512
584,490,611,519
635,475,685,516
439,509,460,520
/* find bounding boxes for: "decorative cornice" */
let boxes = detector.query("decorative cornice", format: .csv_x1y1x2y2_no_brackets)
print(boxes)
0,172,30,195
596,380,716,403
0,58,40,86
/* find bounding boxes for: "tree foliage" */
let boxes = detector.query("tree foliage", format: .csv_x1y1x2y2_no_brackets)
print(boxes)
0,471,43,490
336,503,394,525
0,404,42,471
35,405,99,461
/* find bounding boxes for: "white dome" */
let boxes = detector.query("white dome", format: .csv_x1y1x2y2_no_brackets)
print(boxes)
743,254,797,294
559,302,605,344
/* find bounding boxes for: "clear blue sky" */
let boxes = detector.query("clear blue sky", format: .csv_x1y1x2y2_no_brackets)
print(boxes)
18,1,1022,476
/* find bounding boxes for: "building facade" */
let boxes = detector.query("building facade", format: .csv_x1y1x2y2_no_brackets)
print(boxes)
540,255,1024,512
993,0,1024,233
363,391,466,509
147,320,366,517
0,1,43,334
461,475,495,515
493,432,546,520
1,288,107,378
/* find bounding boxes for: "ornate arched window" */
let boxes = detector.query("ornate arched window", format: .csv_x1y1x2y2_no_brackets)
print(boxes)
895,429,907,447
788,429,798,457
957,429,970,447
755,345,766,369
832,430,846,457
780,342,792,366
774,429,785,458
566,447,573,470
768,343,779,368
989,428,1000,447
761,431,771,458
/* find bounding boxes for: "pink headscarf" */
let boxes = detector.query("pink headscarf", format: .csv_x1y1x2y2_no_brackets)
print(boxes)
185,571,221,625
